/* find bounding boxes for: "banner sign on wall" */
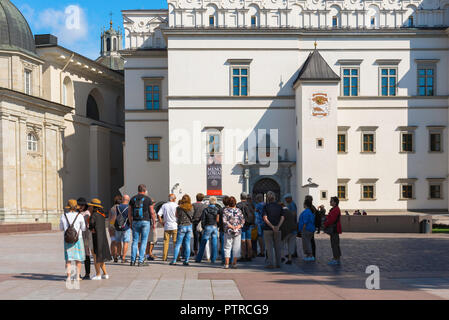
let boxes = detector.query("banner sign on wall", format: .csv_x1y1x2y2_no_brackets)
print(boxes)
207,154,222,196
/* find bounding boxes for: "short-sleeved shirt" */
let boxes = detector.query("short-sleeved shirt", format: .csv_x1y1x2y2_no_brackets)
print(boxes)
158,201,178,231
129,194,153,221
262,202,285,231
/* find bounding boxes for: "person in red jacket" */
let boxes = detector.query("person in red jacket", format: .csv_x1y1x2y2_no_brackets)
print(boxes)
324,197,342,265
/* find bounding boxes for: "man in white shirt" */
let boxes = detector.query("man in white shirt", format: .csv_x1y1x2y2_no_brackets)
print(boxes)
158,194,178,261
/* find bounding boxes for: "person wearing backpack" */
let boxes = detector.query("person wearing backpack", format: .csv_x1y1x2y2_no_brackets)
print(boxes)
129,184,155,267
60,199,86,282
111,195,131,263
324,197,342,266
236,192,255,262
195,196,219,264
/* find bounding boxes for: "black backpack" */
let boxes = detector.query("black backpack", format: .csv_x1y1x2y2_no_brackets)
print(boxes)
114,205,128,231
239,202,255,226
64,213,81,244
132,196,145,221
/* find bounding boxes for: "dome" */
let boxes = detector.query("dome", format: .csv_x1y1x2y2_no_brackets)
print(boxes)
0,0,36,56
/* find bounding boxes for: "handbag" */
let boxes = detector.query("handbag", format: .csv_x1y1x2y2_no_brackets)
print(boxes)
196,222,203,233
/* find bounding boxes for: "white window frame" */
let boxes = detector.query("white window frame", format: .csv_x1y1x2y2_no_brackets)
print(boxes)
416,59,438,97
341,66,360,97
145,137,161,162
320,190,328,200
427,178,444,200
358,179,378,201
338,126,350,154
316,138,324,149
359,126,378,154
398,126,417,153
427,126,445,153
26,132,38,153
24,69,32,95
337,178,350,201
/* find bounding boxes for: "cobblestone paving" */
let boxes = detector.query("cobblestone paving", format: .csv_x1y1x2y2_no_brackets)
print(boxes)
0,231,448,300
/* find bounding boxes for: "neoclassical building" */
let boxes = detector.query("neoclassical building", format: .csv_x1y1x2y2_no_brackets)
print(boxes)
123,0,449,213
0,0,124,224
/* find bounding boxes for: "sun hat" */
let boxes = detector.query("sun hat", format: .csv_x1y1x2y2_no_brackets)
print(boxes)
88,198,103,209
65,199,78,211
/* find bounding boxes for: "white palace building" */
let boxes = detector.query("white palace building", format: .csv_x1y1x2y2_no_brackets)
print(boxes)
122,0,449,213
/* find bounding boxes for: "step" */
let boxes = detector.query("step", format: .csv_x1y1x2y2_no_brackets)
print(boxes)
0,223,52,234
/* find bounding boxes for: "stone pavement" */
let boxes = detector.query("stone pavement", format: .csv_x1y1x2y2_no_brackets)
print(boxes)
0,231,448,300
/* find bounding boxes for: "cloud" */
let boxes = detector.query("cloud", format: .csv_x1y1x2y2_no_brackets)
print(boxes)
19,4,35,24
33,5,89,46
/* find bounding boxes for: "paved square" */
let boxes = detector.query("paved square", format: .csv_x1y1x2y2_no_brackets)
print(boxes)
0,231,448,300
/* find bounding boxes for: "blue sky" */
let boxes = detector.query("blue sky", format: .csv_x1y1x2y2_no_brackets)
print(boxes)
12,0,167,59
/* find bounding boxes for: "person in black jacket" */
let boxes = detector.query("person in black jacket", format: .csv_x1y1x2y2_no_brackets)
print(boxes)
195,196,220,263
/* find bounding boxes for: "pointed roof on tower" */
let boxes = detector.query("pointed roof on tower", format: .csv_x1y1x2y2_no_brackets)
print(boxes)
293,48,340,85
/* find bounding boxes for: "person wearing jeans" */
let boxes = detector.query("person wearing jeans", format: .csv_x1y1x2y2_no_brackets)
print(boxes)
128,184,155,267
298,197,316,262
196,196,219,263
170,194,194,266
131,220,151,264
262,191,285,269
222,196,245,269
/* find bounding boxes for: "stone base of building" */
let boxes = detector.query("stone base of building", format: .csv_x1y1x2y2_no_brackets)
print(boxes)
0,209,62,228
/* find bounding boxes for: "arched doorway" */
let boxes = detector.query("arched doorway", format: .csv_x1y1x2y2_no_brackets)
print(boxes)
86,94,100,121
252,178,281,202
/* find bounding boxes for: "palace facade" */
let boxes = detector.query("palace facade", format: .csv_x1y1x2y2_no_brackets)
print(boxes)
122,0,449,212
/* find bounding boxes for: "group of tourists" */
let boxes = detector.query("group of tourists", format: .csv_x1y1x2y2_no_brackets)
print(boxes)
60,183,343,281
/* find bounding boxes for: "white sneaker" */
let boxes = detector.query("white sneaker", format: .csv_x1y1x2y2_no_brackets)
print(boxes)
102,274,109,280
91,275,102,280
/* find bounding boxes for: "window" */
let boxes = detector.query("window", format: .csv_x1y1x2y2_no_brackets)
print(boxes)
26,132,38,152
430,185,441,199
320,191,328,200
316,138,324,148
208,133,220,154
146,138,161,161
401,184,413,199
428,127,444,152
338,134,346,153
408,16,414,27
24,69,32,95
209,15,215,27
251,16,257,27
362,185,375,200
358,178,378,200
427,178,444,200
380,68,397,96
401,132,414,152
363,134,374,152
418,67,435,96
430,133,441,152
145,85,160,110
337,185,347,200
371,17,376,27
332,16,338,27
232,67,248,96
342,68,359,96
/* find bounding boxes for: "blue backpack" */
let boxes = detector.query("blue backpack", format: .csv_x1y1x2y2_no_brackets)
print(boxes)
132,197,145,220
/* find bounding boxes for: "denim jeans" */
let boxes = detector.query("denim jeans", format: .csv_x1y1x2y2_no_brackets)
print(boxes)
131,220,151,263
196,225,218,263
172,225,192,263
220,231,233,263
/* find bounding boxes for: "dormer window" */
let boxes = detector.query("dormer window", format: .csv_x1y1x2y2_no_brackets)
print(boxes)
24,69,32,95
332,16,338,27
408,16,414,27
251,16,257,27
209,16,215,27
370,17,376,27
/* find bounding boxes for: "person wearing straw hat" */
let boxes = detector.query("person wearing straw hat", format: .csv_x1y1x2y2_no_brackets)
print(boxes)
60,199,86,282
77,197,93,280
88,198,112,280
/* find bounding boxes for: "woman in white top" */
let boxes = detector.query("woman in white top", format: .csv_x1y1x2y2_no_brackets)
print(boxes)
60,199,86,282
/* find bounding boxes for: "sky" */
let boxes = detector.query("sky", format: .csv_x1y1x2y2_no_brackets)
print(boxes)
12,0,167,59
